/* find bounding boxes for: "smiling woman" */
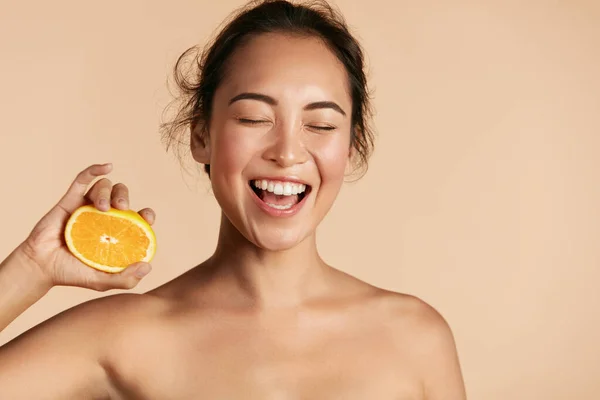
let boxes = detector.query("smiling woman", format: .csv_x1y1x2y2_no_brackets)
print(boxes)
160,0,374,179
0,0,466,399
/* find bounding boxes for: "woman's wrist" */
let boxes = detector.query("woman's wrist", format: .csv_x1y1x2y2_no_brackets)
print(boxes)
0,245,53,331
2,243,53,301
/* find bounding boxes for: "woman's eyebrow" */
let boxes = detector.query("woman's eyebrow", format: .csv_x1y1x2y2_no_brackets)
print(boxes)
229,92,276,106
228,92,347,117
303,101,346,117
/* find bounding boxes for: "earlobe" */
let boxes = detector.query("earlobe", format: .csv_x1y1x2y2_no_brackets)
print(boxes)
344,146,356,177
190,123,211,165
348,145,357,165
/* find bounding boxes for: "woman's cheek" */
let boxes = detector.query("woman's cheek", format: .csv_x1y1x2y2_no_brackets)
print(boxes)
315,140,351,183
212,128,255,175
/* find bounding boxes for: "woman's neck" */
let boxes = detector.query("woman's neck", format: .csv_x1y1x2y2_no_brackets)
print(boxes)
207,213,333,309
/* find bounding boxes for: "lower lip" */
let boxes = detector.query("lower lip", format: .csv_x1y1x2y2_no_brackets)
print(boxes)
248,184,309,217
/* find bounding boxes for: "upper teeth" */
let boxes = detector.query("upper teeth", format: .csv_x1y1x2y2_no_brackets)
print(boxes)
253,180,307,196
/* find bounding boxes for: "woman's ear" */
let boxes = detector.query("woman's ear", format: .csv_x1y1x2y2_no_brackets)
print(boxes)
348,144,357,167
344,145,357,177
190,122,211,164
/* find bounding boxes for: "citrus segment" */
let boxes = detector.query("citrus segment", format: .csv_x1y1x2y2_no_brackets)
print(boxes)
64,205,156,273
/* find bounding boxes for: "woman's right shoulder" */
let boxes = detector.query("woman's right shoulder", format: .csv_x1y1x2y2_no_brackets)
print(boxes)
61,290,174,333
68,264,201,322
13,290,175,352
23,292,168,346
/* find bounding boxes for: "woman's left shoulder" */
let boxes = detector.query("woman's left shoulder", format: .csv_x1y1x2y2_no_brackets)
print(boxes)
365,289,466,397
372,289,456,342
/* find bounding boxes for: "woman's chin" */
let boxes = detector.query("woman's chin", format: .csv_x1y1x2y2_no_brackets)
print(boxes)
250,230,309,252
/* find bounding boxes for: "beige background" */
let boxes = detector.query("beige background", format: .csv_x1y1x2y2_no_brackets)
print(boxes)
1,0,599,398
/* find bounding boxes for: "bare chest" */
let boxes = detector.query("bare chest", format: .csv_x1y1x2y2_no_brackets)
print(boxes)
107,319,423,400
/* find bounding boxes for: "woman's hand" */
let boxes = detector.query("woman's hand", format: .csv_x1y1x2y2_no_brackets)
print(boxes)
18,163,155,291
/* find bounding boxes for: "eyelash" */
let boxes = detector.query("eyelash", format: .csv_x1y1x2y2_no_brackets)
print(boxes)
310,125,336,131
237,118,336,131
238,118,268,125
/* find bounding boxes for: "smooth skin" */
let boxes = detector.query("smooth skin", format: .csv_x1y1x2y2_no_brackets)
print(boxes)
0,34,466,399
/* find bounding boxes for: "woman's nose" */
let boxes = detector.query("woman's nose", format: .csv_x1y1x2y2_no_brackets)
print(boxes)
262,123,309,168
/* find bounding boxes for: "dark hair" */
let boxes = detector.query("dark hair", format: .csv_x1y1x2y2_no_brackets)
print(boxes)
160,0,374,177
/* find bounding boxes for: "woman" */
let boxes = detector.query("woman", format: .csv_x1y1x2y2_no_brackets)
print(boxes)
0,0,466,398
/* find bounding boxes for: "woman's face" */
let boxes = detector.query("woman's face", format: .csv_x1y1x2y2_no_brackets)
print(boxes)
196,33,353,251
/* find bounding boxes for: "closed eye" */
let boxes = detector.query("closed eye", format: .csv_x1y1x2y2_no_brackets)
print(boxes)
307,125,336,131
237,118,335,131
237,118,270,125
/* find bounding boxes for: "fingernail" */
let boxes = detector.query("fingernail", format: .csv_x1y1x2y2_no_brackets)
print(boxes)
135,264,151,278
117,198,127,207
98,199,108,208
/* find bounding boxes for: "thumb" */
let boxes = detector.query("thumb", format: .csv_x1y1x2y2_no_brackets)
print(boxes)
89,262,152,291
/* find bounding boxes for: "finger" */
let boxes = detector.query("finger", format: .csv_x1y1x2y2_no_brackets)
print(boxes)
110,183,130,210
57,163,113,213
85,178,113,212
87,262,152,292
138,208,156,225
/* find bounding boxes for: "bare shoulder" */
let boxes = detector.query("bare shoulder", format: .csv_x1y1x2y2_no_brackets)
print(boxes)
319,271,466,398
56,290,170,329
327,270,460,355
3,291,163,344
378,291,454,338
1,291,170,360
371,289,467,399
330,269,453,336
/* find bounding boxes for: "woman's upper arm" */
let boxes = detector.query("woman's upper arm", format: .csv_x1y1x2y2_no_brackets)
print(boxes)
420,319,467,399
394,295,467,400
411,304,467,400
0,296,120,400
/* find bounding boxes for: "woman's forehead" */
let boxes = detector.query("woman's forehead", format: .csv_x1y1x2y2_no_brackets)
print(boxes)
220,33,351,102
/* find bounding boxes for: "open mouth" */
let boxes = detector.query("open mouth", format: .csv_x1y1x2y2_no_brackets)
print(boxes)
249,179,311,211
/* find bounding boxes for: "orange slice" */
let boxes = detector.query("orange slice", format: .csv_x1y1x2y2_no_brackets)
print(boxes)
64,205,156,273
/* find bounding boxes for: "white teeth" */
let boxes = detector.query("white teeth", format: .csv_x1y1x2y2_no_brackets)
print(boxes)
274,183,284,195
265,203,293,210
252,179,307,196
283,183,292,195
